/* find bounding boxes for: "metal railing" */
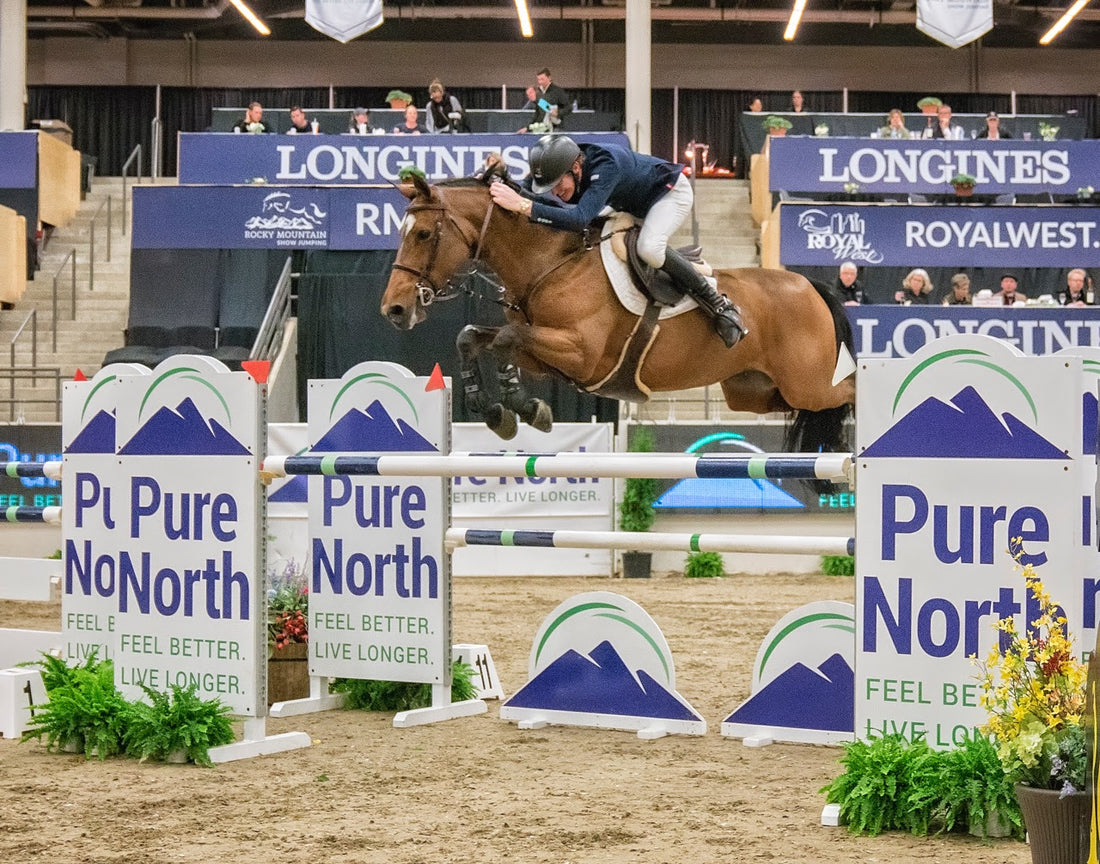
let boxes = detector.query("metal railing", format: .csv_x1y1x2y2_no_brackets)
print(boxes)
150,118,163,181
250,256,295,362
121,143,143,235
0,366,61,423
8,310,39,420
87,196,112,290
50,248,77,351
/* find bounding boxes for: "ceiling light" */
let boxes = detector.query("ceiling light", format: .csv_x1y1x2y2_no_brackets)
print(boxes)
1039,0,1091,44
784,0,807,40
228,0,271,36
514,0,534,37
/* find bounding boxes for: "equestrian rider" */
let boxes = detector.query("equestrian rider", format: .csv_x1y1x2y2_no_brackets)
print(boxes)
488,135,747,349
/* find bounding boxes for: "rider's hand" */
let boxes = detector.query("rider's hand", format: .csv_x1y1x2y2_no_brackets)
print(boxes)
489,181,533,217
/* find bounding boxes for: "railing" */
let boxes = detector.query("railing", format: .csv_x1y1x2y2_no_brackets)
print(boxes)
50,248,77,351
0,366,62,423
150,118,163,181
8,310,38,420
87,196,112,291
250,256,294,362
121,143,143,235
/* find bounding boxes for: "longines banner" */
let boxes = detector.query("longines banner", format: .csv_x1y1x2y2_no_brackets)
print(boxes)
177,132,631,186
0,132,37,188
780,203,1100,268
131,186,410,250
769,138,1100,195
847,307,1100,358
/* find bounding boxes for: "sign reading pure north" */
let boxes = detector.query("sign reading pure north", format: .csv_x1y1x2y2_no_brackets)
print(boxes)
855,335,1085,745
307,362,450,684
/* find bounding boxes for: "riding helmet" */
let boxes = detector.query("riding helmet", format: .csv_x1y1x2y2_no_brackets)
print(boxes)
529,135,581,193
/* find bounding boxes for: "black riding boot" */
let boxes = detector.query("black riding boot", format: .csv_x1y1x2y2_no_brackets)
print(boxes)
661,248,747,348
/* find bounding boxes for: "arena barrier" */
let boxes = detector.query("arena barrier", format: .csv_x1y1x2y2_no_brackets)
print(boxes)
3,505,61,524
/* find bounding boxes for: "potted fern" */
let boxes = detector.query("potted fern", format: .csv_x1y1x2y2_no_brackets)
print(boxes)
950,172,977,197
620,426,658,578
916,96,943,115
762,115,793,136
123,683,235,766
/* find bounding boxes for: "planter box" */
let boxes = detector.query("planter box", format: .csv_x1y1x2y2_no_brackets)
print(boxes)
268,642,310,706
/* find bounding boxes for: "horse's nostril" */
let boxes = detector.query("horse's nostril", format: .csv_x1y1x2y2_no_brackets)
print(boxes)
388,305,404,319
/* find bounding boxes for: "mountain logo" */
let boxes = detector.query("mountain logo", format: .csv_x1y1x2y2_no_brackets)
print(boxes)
500,592,706,735
119,397,250,456
313,399,436,452
66,410,116,454
721,601,855,744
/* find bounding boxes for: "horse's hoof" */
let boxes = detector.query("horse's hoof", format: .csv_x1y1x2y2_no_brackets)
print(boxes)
524,400,553,433
486,404,518,440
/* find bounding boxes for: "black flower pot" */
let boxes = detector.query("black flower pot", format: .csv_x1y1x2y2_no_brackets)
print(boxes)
622,551,652,579
1015,784,1091,864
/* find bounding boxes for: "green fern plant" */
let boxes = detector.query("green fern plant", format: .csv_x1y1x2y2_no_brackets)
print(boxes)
620,427,658,533
938,735,1022,838
333,659,477,711
123,684,235,767
821,554,855,576
684,551,725,578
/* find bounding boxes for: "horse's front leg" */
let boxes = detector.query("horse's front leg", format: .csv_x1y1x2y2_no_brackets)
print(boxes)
456,324,519,440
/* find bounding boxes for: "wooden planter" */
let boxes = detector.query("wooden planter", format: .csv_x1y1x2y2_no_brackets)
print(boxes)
952,184,975,197
1015,784,1091,864
268,642,310,706
768,127,788,137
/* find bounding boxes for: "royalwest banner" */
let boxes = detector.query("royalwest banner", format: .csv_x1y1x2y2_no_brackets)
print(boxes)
769,138,1099,196
915,0,992,48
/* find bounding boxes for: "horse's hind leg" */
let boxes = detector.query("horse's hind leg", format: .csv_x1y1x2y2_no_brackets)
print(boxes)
456,325,518,440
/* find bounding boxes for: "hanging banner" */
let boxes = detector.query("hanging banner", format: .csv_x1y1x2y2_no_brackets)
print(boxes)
916,0,992,48
305,0,384,43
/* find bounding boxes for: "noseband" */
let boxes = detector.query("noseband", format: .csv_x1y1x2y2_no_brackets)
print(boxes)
391,190,494,308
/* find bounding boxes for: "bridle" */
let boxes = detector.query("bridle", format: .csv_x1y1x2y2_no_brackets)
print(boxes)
390,187,501,310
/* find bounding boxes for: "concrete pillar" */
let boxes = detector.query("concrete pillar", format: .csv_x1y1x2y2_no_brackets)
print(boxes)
0,0,27,131
624,0,651,154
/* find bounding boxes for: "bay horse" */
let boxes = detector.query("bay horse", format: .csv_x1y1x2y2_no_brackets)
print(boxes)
380,170,856,453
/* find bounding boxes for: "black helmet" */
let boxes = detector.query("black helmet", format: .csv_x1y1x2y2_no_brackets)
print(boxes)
529,135,580,194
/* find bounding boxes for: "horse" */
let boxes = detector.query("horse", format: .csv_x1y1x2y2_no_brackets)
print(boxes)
380,170,856,453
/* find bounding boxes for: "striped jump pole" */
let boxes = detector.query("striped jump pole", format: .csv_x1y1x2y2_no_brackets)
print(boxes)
3,506,62,525
1,462,63,481
446,528,854,557
263,452,852,483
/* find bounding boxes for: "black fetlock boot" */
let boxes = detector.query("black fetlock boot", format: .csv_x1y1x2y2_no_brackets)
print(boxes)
660,248,747,348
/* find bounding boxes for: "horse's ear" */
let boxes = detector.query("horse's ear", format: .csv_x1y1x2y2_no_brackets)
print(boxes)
398,174,433,200
475,153,506,184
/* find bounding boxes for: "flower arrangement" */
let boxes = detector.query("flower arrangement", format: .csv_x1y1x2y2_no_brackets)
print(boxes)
526,121,551,134
1077,185,1095,200
267,559,308,652
976,560,1087,795
950,172,977,188
916,97,943,114
385,90,413,109
843,181,860,195
1038,122,1059,142
762,115,793,132
245,122,265,134
814,123,830,137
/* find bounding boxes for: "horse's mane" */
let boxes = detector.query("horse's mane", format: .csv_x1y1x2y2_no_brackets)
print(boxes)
435,177,489,189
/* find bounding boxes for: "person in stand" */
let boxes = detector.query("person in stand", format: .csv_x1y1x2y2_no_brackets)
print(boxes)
347,108,373,134
747,96,764,113
790,90,806,113
834,262,866,305
922,104,964,140
424,80,466,134
487,135,746,348
239,101,270,134
977,112,1012,140
521,85,539,110
895,269,934,305
393,105,427,135
992,273,1027,306
1061,268,1092,306
518,68,571,133
286,106,314,134
943,273,972,305
877,109,911,140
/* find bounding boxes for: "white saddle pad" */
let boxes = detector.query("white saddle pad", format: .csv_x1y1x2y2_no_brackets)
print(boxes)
598,232,707,321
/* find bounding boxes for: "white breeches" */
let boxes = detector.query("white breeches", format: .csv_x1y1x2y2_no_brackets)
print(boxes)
636,173,693,269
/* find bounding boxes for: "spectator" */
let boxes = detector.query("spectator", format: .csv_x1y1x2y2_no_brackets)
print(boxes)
922,104,964,140
287,106,314,135
992,273,1027,306
424,80,466,134
943,273,972,305
521,68,570,133
977,112,1012,140
833,262,866,305
239,101,270,134
791,90,805,113
393,105,427,135
347,108,373,135
1061,268,1093,306
521,86,538,110
747,96,764,113
895,269,934,305
877,109,911,140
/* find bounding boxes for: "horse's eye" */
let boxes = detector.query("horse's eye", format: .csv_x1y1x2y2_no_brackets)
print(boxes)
417,229,432,241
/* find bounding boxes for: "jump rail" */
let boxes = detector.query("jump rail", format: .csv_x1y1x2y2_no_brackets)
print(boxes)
447,528,854,556
4,506,62,524
3,462,62,480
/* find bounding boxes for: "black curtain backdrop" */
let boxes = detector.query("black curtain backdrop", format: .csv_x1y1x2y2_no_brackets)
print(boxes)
27,85,1098,176
296,250,619,426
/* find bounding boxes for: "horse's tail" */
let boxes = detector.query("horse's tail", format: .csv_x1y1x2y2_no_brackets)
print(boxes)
783,278,855,457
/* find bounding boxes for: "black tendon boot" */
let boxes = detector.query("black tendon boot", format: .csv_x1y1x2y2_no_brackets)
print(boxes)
660,248,747,348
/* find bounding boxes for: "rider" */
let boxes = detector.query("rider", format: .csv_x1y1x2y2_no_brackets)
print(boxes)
488,135,746,349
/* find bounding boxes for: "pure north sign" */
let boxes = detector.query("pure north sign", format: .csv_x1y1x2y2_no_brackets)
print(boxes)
769,138,1100,195
780,203,1100,268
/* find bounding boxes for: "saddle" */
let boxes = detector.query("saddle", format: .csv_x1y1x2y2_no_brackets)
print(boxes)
584,215,712,403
